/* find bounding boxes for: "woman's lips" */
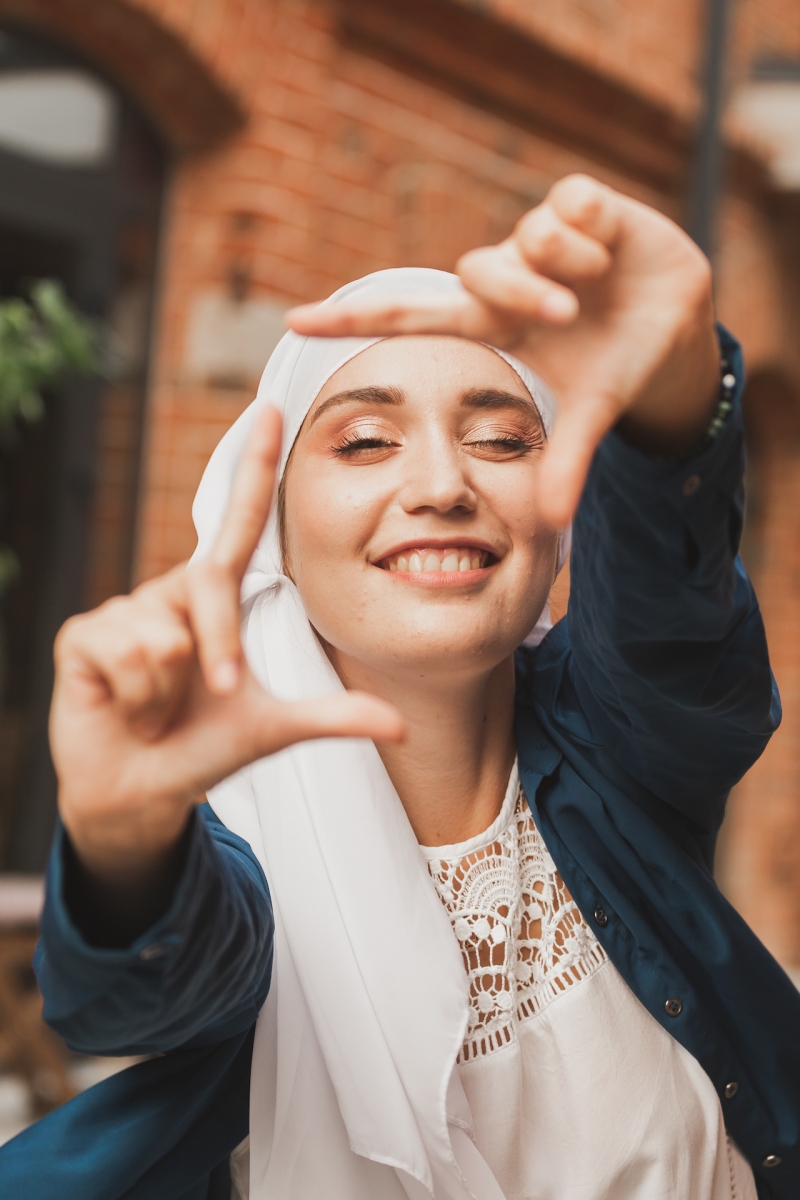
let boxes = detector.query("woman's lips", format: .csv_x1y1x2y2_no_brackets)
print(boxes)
378,547,493,575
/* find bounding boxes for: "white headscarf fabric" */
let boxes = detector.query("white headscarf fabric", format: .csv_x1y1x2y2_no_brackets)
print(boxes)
193,268,568,1200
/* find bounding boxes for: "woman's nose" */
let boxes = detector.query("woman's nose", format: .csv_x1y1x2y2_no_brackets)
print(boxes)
397,438,477,515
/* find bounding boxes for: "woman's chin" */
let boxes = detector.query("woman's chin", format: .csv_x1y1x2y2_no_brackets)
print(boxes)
329,620,532,682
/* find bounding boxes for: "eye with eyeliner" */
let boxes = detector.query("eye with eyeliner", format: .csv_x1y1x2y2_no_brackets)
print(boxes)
463,424,544,456
329,419,543,460
332,426,400,457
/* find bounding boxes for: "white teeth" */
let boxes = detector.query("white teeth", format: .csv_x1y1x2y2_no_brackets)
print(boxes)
386,548,488,572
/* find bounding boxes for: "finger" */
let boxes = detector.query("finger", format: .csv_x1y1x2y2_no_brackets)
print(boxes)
115,610,194,733
151,685,405,801
536,396,618,527
212,405,282,577
189,406,282,695
183,559,245,694
546,174,624,248
457,244,579,323
55,601,193,725
261,690,405,753
514,205,611,284
286,292,508,341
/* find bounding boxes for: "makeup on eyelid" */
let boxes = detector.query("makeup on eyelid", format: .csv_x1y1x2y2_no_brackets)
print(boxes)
331,431,541,460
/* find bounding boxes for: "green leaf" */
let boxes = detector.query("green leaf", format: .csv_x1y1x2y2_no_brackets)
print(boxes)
0,279,102,442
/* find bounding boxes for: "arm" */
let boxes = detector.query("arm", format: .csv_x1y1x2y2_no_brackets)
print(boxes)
35,804,273,1055
564,326,779,819
47,408,402,996
283,178,774,818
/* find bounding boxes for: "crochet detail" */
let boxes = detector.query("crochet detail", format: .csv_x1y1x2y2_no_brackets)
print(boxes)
425,780,607,1064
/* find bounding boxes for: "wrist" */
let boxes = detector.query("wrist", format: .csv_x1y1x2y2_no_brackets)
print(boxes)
616,323,720,456
60,790,196,889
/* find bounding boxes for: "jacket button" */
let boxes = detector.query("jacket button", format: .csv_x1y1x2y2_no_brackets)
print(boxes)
665,997,683,1017
723,1082,738,1099
682,474,701,497
762,1155,782,1169
594,908,608,927
139,944,165,961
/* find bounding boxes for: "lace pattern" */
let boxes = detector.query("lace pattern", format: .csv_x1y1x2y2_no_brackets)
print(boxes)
423,772,607,1064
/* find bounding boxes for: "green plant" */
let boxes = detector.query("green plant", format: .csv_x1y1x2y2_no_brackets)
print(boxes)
0,279,99,441
0,280,101,603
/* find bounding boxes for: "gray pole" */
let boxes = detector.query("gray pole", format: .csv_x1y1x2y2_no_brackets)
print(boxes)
689,0,733,260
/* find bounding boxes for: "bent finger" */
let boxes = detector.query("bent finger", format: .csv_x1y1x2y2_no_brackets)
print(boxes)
547,175,624,248
514,205,611,284
457,244,578,323
55,603,189,722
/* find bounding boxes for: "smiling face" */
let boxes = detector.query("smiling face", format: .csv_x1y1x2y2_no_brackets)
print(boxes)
282,335,558,688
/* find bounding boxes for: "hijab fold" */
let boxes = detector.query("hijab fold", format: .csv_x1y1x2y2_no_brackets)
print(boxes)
192,269,567,1199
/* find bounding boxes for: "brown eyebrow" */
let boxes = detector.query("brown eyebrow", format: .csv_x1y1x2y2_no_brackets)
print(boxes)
310,385,404,424
461,387,543,426
309,383,543,430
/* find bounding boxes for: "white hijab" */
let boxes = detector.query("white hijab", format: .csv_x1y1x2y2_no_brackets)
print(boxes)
193,268,568,1200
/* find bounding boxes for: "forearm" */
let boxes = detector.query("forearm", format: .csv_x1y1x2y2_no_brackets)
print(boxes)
566,326,779,807
35,806,273,1055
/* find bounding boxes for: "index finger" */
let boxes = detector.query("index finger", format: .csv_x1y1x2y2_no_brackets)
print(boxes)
285,291,499,341
211,405,282,579
181,406,282,695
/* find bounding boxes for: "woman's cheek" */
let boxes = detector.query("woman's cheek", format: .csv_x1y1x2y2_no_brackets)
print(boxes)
287,471,374,623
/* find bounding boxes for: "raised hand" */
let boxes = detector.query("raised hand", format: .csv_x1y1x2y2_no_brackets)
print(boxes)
51,406,403,892
287,175,721,528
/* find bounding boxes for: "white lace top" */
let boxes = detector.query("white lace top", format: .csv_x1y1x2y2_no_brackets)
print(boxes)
419,763,757,1200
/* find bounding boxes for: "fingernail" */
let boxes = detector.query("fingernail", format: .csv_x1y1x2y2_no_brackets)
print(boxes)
541,291,578,322
213,659,239,693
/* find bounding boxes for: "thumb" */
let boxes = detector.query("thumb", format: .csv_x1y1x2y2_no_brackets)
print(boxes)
537,396,617,527
260,690,406,755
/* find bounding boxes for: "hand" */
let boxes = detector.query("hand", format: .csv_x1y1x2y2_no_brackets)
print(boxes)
51,407,403,890
287,175,721,527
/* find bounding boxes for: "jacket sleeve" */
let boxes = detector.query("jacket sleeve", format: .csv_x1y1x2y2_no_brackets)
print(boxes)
34,804,273,1056
562,326,779,828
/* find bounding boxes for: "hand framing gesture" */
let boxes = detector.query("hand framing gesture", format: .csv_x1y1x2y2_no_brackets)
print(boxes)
287,175,722,528
51,407,403,889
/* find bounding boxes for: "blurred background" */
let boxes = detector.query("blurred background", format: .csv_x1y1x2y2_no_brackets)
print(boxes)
0,0,799,1140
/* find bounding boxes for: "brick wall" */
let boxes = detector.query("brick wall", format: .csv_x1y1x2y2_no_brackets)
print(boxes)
133,0,698,581
6,0,800,966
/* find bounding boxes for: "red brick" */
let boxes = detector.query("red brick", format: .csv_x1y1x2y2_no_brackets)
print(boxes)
28,0,800,966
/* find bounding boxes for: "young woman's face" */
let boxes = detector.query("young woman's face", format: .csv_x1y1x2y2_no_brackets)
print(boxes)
283,336,559,683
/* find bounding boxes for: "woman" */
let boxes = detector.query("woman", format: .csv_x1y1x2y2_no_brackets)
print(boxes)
1,175,797,1200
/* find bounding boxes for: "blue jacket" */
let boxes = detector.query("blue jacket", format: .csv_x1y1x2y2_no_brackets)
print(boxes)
1,329,796,1200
